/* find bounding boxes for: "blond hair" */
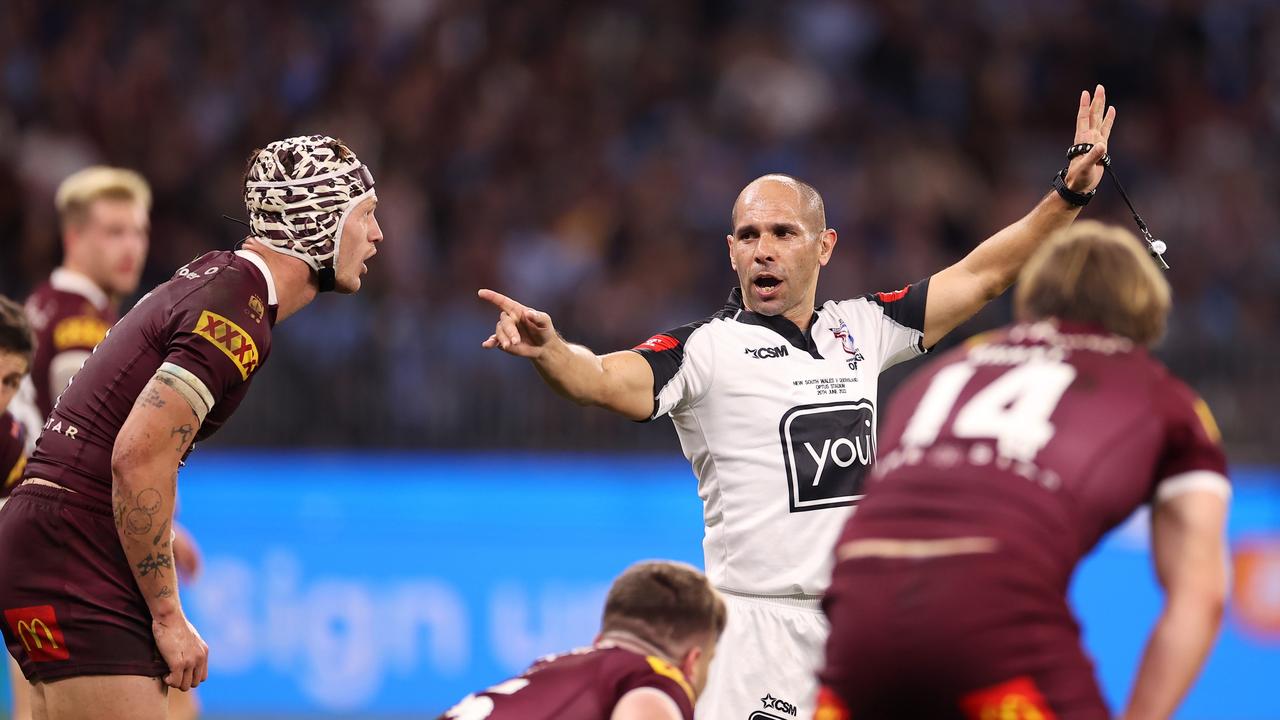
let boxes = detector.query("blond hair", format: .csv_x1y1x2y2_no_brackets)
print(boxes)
55,166,151,228
1015,220,1171,346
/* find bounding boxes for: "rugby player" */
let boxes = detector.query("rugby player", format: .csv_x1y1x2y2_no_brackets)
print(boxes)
480,86,1115,718
0,296,35,498
439,561,726,720
0,135,381,720
7,166,207,720
816,221,1229,719
0,297,36,718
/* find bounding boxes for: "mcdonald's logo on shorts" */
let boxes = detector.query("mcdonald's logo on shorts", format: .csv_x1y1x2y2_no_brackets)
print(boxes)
960,676,1057,720
814,685,851,720
4,605,70,661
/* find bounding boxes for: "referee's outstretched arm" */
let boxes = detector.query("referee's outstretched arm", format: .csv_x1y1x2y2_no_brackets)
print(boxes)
922,85,1115,348
478,288,656,421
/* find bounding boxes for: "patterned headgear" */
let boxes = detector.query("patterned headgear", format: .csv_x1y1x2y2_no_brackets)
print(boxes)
244,135,376,292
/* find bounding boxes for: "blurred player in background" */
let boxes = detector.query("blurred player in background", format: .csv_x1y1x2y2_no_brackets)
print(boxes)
6,166,204,720
439,561,726,720
0,135,381,720
0,297,35,497
0,297,34,717
480,87,1115,719
817,221,1229,719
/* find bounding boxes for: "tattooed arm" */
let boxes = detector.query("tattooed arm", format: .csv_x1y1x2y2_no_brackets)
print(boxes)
111,371,208,691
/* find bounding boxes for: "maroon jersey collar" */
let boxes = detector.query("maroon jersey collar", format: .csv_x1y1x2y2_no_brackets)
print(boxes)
234,249,278,306
49,268,109,311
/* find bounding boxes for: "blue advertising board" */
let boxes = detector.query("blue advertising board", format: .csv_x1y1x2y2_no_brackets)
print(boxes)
5,454,1277,717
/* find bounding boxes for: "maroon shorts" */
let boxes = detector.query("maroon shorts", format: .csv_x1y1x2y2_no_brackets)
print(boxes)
820,554,1109,720
0,484,168,682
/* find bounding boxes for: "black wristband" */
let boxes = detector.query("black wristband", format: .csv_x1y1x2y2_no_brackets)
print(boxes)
1052,168,1095,207
1067,142,1111,167
1066,143,1093,160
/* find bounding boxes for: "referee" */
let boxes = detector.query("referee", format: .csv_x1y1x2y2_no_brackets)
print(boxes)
480,85,1116,720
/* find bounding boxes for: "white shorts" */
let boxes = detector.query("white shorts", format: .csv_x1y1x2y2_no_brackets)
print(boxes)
696,590,829,720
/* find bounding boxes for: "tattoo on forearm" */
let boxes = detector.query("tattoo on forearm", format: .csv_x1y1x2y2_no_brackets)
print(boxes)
171,424,193,452
156,585,174,600
137,488,161,513
136,553,173,578
152,519,170,547
125,508,153,535
121,487,164,536
112,494,128,531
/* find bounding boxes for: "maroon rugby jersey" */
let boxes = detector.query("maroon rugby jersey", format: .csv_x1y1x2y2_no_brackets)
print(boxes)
438,646,695,720
23,269,119,419
840,319,1228,594
24,250,275,508
0,412,25,498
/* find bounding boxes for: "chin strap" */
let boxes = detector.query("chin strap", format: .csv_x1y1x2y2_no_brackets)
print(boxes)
317,267,336,292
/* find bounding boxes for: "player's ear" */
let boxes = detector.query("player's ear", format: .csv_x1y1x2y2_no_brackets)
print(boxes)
818,228,837,266
726,234,737,272
679,643,702,682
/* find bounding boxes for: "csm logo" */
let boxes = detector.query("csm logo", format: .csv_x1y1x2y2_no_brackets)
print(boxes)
745,345,789,359
779,401,875,512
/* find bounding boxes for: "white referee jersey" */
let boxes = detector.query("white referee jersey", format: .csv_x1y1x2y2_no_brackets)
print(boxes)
632,281,930,596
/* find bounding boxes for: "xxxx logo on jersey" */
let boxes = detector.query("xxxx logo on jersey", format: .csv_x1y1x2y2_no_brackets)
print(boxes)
52,315,110,351
193,310,259,379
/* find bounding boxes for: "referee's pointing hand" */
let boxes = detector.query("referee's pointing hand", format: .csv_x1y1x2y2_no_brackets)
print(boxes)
478,289,558,359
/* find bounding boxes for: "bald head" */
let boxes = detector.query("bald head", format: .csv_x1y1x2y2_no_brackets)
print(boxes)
731,174,826,236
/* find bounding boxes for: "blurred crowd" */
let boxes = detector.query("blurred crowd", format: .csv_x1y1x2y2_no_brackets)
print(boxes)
0,0,1276,459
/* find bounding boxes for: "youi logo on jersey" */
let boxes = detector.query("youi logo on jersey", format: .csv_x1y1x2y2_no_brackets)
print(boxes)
779,400,875,512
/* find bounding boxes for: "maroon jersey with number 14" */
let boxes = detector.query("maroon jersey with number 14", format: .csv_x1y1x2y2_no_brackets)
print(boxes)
819,320,1229,719
438,646,696,720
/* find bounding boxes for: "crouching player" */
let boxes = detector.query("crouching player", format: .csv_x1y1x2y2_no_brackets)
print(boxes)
440,561,726,720
817,221,1229,719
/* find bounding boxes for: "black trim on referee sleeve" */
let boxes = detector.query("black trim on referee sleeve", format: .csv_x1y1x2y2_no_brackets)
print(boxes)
628,290,739,422
861,277,930,332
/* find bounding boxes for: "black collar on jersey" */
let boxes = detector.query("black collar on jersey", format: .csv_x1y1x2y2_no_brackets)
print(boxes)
725,287,824,359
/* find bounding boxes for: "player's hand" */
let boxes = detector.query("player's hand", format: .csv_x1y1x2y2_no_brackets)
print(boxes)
1064,84,1116,194
152,611,209,692
172,523,203,583
478,289,559,359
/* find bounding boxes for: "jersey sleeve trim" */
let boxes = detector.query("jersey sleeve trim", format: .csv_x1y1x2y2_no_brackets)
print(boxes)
630,320,717,422
861,277,929,331
1154,470,1232,504
158,362,215,423
617,686,686,720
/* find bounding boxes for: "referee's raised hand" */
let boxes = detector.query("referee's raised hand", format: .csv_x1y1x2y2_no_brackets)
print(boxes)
478,288,559,358
1064,84,1116,194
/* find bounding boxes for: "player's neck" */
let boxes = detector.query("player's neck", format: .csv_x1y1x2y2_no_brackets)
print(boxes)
784,301,816,332
239,241,318,323
54,263,118,311
596,630,678,665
